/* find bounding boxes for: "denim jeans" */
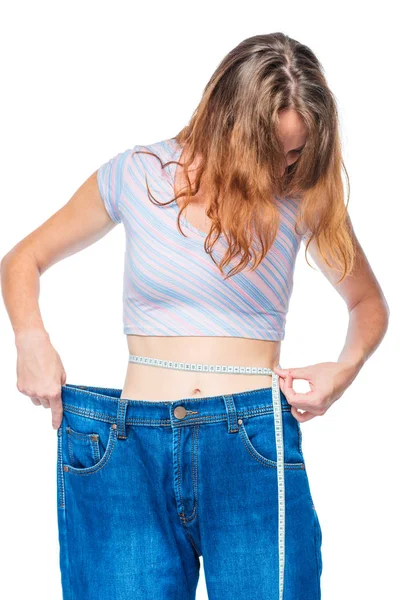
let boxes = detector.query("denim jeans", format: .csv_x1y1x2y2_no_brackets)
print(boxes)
57,383,323,599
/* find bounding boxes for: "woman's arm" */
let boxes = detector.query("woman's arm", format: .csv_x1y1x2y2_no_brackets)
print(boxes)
274,218,390,421
0,169,119,428
1,170,117,334
309,218,390,369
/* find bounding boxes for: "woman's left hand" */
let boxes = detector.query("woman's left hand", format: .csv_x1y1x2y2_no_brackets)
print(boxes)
273,361,359,422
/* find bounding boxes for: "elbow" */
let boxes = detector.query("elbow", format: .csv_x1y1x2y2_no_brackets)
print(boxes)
377,290,391,324
383,298,390,331
374,293,390,335
0,250,12,274
350,291,390,331
383,296,390,321
1,242,22,266
1,245,40,279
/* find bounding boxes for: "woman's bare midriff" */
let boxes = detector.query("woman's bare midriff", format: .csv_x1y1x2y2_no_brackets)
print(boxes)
121,335,281,402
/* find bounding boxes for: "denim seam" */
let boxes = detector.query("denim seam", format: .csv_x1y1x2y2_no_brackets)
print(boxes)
313,511,322,598
63,499,74,594
93,438,101,462
194,425,199,502
176,427,199,524
57,428,74,595
184,426,199,523
178,515,201,557
185,428,197,521
182,503,198,524
177,427,183,512
67,432,73,466
57,428,66,509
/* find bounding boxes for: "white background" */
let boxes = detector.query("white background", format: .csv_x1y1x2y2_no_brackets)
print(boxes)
0,1,398,598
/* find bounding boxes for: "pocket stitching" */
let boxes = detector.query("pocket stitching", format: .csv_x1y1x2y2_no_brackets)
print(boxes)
63,426,118,476
238,420,305,470
66,426,101,467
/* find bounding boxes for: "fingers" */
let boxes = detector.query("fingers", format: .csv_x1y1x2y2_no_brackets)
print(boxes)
45,390,63,429
21,385,64,430
291,406,316,423
39,398,51,408
278,371,320,419
283,371,316,406
29,397,42,406
51,401,64,430
278,376,286,395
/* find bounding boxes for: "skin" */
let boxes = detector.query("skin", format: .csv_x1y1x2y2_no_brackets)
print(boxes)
0,109,390,429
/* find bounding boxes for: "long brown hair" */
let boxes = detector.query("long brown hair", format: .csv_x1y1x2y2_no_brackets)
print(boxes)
135,32,355,282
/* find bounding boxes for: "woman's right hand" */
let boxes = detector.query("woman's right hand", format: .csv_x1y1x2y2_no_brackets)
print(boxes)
15,330,67,430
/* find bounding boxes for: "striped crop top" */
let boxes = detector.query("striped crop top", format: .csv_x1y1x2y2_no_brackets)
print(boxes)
96,137,305,341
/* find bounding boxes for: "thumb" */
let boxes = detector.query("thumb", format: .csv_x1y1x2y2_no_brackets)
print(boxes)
274,366,312,380
273,366,288,375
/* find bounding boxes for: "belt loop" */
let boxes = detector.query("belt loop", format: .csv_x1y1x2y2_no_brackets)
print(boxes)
116,398,128,440
222,394,239,433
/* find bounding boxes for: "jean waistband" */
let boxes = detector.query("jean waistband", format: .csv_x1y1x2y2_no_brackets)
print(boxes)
60,383,291,428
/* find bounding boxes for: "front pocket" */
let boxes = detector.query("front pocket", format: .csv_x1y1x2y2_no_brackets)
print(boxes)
67,426,102,468
237,410,305,469
62,413,119,476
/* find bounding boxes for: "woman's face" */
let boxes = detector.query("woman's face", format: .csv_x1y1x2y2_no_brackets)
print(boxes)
277,108,308,174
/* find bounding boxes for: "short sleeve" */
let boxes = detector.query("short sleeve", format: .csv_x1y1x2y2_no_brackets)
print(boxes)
96,149,132,224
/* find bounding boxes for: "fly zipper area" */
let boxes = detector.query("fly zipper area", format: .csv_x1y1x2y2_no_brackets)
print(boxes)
173,424,199,520
172,420,202,556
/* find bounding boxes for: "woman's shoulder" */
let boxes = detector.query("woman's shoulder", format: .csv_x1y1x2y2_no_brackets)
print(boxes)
133,137,179,163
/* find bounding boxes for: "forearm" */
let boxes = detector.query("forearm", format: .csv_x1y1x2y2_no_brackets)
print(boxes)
337,293,390,374
0,249,49,342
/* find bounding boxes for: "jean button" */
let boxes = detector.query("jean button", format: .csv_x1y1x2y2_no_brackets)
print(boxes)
174,406,187,419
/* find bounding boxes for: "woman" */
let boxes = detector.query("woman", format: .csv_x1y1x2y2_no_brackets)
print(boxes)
1,32,389,600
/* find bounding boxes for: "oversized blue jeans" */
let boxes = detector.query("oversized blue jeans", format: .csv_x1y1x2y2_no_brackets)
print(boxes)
57,383,323,599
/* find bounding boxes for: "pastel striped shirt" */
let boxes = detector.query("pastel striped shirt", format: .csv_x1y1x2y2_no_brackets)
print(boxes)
96,137,304,341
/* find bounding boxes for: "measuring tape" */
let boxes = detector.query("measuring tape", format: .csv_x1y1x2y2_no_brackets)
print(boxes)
128,354,286,599
271,368,285,600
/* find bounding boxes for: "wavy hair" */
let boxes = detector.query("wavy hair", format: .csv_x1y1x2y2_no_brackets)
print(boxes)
134,32,355,282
